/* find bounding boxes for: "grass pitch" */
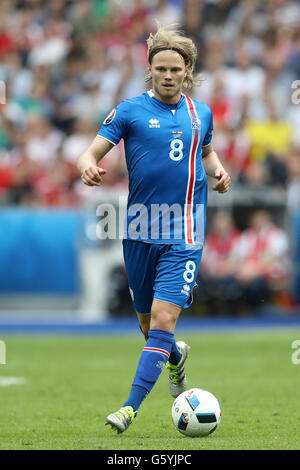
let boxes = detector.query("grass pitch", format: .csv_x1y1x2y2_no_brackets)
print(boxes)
0,329,299,450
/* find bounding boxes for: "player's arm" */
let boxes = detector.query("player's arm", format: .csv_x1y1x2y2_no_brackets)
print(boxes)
202,143,231,193
77,136,114,187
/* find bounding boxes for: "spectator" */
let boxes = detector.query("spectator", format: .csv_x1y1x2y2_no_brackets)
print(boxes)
24,115,64,169
196,209,291,314
196,211,243,315
201,211,241,279
242,159,267,189
223,42,266,121
245,93,292,158
234,209,291,309
153,0,183,28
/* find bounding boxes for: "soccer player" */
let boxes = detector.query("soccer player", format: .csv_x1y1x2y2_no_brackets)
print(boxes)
77,26,231,433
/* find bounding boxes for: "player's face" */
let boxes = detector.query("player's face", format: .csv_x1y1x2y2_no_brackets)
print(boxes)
149,50,187,104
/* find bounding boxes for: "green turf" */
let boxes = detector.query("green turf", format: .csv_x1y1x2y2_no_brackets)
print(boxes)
0,329,299,450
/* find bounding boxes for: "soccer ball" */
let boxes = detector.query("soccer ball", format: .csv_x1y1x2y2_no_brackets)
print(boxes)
171,388,222,437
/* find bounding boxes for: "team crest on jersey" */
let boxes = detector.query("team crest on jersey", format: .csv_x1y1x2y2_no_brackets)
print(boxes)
191,118,201,130
149,118,160,128
103,108,116,125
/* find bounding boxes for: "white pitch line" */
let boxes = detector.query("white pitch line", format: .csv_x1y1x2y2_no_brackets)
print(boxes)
0,377,27,387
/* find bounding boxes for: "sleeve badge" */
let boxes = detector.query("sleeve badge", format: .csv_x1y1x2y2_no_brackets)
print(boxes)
103,108,116,125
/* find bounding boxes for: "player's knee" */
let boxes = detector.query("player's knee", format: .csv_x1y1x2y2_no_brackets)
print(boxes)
150,309,176,332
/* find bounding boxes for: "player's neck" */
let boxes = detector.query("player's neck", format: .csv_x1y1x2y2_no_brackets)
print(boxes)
152,89,182,105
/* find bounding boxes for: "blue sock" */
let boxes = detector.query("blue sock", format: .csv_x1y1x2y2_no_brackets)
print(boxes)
123,384,149,415
169,339,182,365
123,329,174,414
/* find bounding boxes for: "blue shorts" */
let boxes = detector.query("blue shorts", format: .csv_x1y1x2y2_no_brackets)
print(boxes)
123,239,203,314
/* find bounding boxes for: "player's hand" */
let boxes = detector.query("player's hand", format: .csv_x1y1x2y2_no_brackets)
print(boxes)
212,168,231,193
81,165,107,186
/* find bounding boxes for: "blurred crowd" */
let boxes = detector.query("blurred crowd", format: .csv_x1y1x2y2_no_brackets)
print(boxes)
0,0,299,309
195,208,295,314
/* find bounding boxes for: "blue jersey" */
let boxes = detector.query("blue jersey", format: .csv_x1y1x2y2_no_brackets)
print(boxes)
98,90,213,246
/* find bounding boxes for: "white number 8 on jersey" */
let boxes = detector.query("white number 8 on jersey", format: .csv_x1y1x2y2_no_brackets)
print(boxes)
169,139,183,161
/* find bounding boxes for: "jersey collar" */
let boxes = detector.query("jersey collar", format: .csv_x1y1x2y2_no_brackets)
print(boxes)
146,89,185,110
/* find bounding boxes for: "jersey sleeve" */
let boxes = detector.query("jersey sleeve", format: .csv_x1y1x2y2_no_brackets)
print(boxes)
97,101,129,145
202,107,213,147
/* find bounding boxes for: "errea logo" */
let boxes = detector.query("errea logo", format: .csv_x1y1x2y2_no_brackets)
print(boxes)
181,284,190,296
149,118,160,128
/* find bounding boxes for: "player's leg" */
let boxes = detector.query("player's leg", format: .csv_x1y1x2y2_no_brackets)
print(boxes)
136,306,181,355
150,298,181,331
150,298,190,397
106,243,186,432
121,300,180,418
105,242,202,433
123,297,189,420
109,304,182,433
153,245,204,397
150,299,183,365
136,312,151,340
106,325,174,433
105,302,185,433
106,240,159,433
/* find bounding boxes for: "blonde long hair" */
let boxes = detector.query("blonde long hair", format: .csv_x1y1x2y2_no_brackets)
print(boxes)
145,24,201,90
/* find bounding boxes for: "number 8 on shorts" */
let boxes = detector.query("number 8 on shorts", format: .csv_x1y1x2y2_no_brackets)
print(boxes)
183,261,196,283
